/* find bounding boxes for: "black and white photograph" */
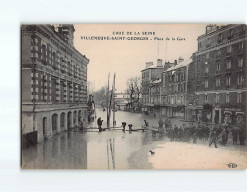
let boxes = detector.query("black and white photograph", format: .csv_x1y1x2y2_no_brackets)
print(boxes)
21,24,247,169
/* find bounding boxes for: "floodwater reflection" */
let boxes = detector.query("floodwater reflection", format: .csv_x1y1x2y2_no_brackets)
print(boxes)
22,109,165,169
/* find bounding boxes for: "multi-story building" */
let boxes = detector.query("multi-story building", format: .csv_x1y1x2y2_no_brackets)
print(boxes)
115,92,130,110
21,24,89,147
141,59,163,115
162,57,192,119
194,24,246,125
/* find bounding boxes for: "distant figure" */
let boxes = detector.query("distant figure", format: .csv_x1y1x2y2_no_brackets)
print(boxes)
174,125,179,140
97,117,103,132
168,126,174,142
178,126,184,141
144,120,149,128
128,124,133,133
79,117,84,130
219,129,227,145
158,118,164,132
184,125,191,143
209,129,218,148
149,150,155,155
122,122,127,131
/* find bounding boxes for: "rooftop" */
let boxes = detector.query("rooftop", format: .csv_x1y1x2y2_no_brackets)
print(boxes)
166,58,192,72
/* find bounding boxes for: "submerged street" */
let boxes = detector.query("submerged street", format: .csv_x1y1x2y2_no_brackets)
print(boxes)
22,109,247,169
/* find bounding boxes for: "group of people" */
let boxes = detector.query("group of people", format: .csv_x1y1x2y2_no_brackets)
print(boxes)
156,118,246,148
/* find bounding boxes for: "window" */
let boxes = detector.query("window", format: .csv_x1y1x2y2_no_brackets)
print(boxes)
226,60,231,70
237,93,242,104
52,52,56,67
41,44,46,62
217,63,220,71
206,52,209,59
199,42,202,48
226,76,231,87
218,33,223,41
227,46,232,54
230,29,234,36
216,94,220,103
205,65,209,73
216,77,221,87
204,79,208,89
226,93,230,104
238,57,243,67
207,38,211,45
239,42,244,51
217,49,221,56
238,74,243,86
181,72,184,81
205,94,208,103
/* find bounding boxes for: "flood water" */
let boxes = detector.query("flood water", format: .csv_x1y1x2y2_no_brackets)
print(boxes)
22,109,165,169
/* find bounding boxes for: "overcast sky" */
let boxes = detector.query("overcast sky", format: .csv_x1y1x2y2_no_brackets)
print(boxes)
74,24,207,92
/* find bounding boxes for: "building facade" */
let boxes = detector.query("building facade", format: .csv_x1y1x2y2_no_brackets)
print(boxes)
141,59,163,115
21,25,89,147
115,92,130,110
162,57,192,119
194,24,246,125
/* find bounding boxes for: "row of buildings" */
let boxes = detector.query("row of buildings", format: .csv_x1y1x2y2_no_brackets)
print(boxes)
22,24,89,147
141,24,246,126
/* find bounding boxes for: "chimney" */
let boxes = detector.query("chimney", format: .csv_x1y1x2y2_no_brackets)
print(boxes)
157,59,163,67
206,25,219,34
174,60,177,66
178,56,184,63
146,62,153,68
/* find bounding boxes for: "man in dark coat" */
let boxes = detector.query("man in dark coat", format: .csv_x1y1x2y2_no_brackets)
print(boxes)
122,122,127,131
97,117,103,132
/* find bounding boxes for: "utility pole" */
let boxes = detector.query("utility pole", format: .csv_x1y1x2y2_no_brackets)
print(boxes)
113,73,116,127
107,73,110,127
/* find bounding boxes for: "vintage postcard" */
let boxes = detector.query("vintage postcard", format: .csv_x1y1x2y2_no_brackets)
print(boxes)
21,24,247,169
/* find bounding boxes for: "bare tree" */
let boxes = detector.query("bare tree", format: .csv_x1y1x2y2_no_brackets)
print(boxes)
93,86,107,107
126,76,142,109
